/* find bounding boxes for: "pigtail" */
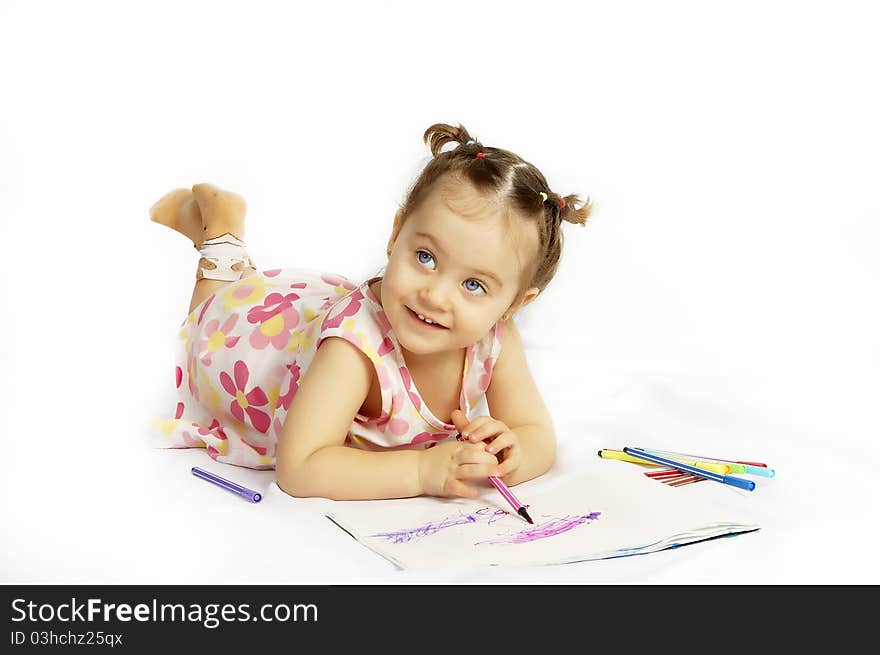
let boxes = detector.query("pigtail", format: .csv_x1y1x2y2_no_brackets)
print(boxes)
556,193,592,226
423,122,478,157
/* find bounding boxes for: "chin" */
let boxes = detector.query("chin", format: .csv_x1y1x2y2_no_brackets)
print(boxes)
396,339,437,355
396,329,448,356
393,325,445,354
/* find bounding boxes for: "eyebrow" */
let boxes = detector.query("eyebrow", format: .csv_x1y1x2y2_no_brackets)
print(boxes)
414,231,503,287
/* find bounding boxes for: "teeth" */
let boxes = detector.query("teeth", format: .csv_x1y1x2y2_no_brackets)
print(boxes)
416,313,435,325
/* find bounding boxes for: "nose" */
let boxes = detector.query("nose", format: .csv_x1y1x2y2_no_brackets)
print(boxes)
419,278,453,314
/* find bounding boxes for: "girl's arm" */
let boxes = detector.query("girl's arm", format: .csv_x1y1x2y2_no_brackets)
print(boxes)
275,337,423,500
484,319,557,486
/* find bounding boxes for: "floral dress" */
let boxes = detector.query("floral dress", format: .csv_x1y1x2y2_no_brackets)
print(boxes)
149,268,505,469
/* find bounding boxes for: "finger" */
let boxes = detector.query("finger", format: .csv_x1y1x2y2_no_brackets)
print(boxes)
496,448,521,477
461,416,498,441
446,478,480,499
450,409,470,435
457,462,503,480
451,410,494,438
455,444,499,466
465,424,504,444
459,416,495,437
485,431,515,455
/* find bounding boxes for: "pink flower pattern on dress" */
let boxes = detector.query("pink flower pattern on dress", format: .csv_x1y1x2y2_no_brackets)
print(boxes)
410,431,448,445
196,418,228,441
321,289,363,330
197,294,215,326
185,344,200,401
246,443,269,456
478,357,494,391
155,270,504,470
247,292,300,323
385,390,410,436
250,308,299,350
219,360,272,434
374,308,393,335
277,362,301,411
399,366,421,411
198,313,241,366
247,291,302,350
377,336,394,356
195,419,229,459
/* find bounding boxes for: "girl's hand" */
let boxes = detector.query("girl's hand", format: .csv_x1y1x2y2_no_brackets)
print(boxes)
418,437,500,499
451,409,523,481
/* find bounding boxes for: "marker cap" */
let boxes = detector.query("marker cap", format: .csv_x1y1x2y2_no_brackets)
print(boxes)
723,475,756,492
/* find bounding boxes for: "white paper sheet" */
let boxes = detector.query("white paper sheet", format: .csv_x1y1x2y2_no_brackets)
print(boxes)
325,460,759,569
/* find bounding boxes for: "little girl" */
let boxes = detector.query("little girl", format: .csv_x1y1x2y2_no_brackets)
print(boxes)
150,123,591,501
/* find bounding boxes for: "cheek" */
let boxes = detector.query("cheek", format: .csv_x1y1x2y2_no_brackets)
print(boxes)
380,266,410,311
382,265,404,297
459,302,506,332
389,255,423,289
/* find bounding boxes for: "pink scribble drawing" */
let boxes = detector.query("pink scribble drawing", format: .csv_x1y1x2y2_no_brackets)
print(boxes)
369,507,510,544
475,512,602,546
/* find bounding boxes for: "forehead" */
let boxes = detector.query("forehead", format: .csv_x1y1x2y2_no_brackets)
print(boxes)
406,177,539,278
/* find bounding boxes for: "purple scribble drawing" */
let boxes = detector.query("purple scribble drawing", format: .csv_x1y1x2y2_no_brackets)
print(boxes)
369,507,510,544
475,512,602,546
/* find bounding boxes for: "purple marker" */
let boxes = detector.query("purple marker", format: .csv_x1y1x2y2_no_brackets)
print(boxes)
456,434,533,524
192,466,262,503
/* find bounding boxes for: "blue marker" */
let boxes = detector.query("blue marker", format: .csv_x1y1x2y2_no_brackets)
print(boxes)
639,447,776,478
623,447,756,492
192,466,262,503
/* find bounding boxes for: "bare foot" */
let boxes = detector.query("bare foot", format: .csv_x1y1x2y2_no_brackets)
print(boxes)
191,183,247,242
149,188,204,247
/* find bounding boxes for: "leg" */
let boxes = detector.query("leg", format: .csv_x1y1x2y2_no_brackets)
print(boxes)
186,184,257,314
150,183,258,316
188,266,228,315
187,258,257,314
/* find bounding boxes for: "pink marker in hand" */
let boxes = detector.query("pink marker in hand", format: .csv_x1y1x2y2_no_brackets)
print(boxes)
456,433,534,524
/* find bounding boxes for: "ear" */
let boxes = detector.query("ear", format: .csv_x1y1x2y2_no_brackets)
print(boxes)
501,287,540,321
386,208,406,258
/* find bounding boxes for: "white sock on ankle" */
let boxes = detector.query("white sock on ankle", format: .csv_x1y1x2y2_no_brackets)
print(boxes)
198,233,252,281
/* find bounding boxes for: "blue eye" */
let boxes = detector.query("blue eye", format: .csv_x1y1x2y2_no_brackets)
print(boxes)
416,250,436,269
463,278,487,295
416,250,488,296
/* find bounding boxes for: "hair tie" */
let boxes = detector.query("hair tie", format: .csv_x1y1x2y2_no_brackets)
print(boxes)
465,140,475,145
559,198,566,210
539,192,548,202
476,152,485,158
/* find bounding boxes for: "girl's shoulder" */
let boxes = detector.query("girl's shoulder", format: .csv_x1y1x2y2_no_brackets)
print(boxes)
316,274,389,351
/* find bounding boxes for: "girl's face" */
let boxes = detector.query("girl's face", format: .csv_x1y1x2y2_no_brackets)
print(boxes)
381,180,539,356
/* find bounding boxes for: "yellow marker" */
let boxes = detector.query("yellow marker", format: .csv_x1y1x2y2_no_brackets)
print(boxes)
597,449,731,475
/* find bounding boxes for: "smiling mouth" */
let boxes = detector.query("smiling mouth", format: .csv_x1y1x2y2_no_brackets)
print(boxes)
407,307,448,329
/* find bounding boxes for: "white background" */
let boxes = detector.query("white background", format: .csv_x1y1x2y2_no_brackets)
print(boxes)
1,0,878,584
